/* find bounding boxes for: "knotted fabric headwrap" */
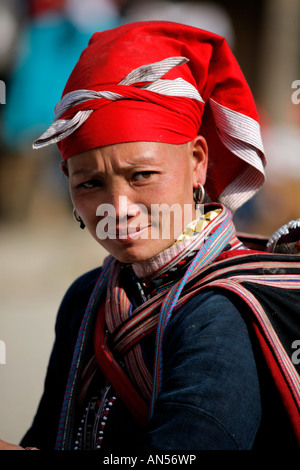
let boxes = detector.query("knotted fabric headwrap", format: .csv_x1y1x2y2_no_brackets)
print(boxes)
33,21,266,211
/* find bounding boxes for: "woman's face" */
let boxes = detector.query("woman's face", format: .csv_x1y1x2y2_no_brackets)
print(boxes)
65,137,207,263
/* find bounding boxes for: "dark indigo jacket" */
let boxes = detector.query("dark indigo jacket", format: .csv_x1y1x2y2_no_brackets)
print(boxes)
20,267,296,451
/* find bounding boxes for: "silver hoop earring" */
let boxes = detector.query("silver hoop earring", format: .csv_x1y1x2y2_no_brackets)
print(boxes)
193,183,205,210
73,207,85,229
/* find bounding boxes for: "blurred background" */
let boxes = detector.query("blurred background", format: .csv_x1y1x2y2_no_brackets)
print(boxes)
0,0,300,446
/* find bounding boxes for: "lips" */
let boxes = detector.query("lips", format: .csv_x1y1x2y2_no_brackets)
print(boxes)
116,225,150,240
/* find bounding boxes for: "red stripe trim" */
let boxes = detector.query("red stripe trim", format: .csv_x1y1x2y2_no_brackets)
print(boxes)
215,249,261,261
252,321,300,446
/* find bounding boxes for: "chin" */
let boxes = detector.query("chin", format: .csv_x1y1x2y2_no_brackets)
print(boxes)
113,248,157,264
101,239,174,265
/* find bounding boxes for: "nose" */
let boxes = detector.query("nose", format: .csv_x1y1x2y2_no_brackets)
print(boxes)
115,195,140,221
96,183,143,224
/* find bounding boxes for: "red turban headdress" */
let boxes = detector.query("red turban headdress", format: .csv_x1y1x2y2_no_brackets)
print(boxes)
33,21,266,211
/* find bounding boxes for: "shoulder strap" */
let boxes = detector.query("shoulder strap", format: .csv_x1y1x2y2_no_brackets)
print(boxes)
192,252,300,446
94,302,149,426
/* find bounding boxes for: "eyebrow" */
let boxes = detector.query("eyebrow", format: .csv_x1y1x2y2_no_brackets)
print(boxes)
69,154,159,179
69,168,105,179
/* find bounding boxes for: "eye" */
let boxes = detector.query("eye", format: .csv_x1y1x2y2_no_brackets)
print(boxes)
132,171,153,182
80,179,103,189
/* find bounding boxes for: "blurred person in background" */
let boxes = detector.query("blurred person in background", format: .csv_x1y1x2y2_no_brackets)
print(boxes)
0,0,124,222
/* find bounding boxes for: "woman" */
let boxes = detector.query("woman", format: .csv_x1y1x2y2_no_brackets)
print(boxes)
3,21,300,450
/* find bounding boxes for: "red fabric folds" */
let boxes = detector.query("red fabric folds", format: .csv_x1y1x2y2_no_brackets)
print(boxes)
57,21,259,159
58,93,203,160
34,20,266,209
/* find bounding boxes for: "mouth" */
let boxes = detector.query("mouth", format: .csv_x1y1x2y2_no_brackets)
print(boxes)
115,225,150,240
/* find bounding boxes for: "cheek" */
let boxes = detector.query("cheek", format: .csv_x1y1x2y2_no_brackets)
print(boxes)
167,169,194,204
147,168,193,203
71,191,99,222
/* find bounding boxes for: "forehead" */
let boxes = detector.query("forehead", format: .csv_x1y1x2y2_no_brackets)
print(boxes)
67,141,188,172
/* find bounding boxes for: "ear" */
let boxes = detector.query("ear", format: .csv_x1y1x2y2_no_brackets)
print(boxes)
190,135,208,188
60,160,69,177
